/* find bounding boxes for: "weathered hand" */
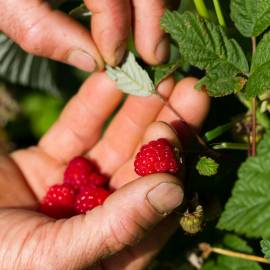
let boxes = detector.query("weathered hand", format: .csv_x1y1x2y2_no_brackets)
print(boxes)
0,73,209,269
0,0,180,72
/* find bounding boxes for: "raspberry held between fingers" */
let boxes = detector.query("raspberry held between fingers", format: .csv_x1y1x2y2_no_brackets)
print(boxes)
134,138,181,176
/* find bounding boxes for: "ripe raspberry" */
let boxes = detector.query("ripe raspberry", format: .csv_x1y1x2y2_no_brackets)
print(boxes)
64,156,96,190
88,172,109,187
40,184,76,219
75,186,111,214
134,138,179,176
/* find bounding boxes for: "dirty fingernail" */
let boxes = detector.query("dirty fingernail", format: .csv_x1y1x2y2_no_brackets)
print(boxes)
147,182,183,215
155,36,170,64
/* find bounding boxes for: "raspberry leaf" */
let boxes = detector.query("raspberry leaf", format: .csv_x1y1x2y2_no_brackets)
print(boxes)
203,235,262,270
245,32,270,97
196,156,219,176
261,239,270,262
196,63,246,96
161,11,248,97
106,52,155,96
231,0,270,37
217,132,270,238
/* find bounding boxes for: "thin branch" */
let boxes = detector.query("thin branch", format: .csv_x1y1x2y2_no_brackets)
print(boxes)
251,36,257,156
199,243,269,264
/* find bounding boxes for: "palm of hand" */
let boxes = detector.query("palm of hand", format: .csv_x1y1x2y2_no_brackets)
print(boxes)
0,73,209,270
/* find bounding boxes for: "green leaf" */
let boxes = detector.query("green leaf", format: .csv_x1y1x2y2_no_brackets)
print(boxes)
217,132,270,238
261,239,270,261
0,33,60,96
161,11,248,97
196,156,219,176
245,32,270,97
152,59,182,86
231,0,270,37
196,63,246,96
203,234,262,270
106,52,155,96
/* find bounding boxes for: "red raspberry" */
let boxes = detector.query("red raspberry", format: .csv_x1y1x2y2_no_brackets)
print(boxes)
75,186,111,214
40,184,76,219
134,138,179,176
64,156,96,190
88,172,109,187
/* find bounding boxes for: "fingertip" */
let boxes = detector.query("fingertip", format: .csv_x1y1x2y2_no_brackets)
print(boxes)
173,77,210,130
142,121,181,149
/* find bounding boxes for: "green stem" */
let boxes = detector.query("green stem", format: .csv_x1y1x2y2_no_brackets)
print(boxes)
212,142,248,150
238,94,270,129
251,37,257,156
193,0,210,19
213,0,226,26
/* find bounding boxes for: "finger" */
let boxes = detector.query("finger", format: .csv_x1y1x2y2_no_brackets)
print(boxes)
133,0,169,65
111,121,182,189
85,0,131,66
39,72,123,163
156,77,210,145
88,77,175,174
99,215,178,270
46,174,183,269
0,0,103,71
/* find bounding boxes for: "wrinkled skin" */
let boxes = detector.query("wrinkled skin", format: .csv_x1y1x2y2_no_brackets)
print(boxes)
0,0,180,71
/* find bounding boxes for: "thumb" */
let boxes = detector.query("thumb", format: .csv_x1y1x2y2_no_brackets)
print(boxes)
53,174,183,269
0,0,103,72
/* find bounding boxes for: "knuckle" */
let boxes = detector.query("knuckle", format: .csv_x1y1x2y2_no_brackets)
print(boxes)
19,20,46,55
104,213,147,254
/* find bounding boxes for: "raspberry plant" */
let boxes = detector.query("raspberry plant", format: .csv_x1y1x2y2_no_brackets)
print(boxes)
106,0,270,268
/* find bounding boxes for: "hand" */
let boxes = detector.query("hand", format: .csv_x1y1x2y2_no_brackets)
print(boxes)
0,73,209,270
0,0,180,72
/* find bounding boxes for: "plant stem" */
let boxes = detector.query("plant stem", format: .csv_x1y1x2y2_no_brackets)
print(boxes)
199,243,269,264
193,0,210,19
213,0,226,26
212,142,248,150
251,37,257,156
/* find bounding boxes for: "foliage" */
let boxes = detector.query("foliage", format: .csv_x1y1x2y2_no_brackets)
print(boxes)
106,52,155,96
218,132,270,238
260,239,270,262
196,156,219,176
161,10,248,97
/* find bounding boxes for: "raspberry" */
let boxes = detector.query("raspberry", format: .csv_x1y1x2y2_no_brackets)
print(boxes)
40,184,76,219
88,172,109,187
64,156,96,190
75,186,111,214
134,138,179,176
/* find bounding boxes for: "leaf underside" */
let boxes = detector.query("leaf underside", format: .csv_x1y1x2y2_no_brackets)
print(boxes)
106,52,155,97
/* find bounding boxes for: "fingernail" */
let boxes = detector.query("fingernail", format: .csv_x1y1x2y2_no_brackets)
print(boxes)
155,36,170,64
113,44,126,66
147,182,183,215
67,49,96,72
